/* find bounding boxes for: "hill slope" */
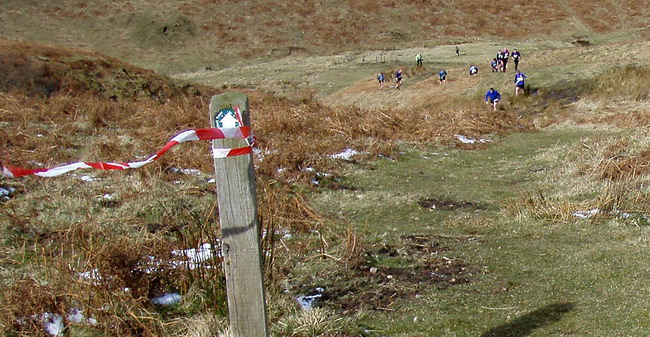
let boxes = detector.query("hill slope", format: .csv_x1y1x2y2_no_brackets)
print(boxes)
0,0,648,73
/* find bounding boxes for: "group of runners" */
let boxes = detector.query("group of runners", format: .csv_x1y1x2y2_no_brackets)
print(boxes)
490,47,521,73
375,47,529,111
484,47,527,110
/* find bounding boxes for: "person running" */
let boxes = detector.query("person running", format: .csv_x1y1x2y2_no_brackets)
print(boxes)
514,70,528,95
438,69,447,85
456,46,460,56
416,53,423,67
377,72,386,90
501,47,510,72
511,49,522,71
484,88,501,111
395,69,403,90
490,58,499,72
496,50,504,72
469,65,478,76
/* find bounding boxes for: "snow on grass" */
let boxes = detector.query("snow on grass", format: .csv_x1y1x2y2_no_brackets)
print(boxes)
330,148,362,161
79,175,101,182
296,287,325,311
455,135,490,144
0,186,15,201
42,313,64,336
572,208,599,219
171,242,219,270
151,292,182,306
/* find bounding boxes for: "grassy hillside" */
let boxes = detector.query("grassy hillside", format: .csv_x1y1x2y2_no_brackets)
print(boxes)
0,0,649,73
0,38,530,336
2,1,650,336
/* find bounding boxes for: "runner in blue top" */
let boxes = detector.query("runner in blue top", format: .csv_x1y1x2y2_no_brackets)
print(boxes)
395,69,403,90
438,69,447,85
484,88,501,111
514,70,528,95
377,72,386,90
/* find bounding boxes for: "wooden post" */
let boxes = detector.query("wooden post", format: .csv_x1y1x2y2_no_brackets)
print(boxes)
209,92,269,337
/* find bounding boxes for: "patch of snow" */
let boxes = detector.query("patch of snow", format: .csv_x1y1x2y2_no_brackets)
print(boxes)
95,193,115,201
171,242,220,269
80,175,101,182
66,308,96,325
167,167,203,176
330,148,362,161
182,168,202,176
296,287,325,311
617,210,632,219
612,209,650,223
572,209,599,219
66,308,84,323
455,135,490,144
275,229,293,240
42,313,64,337
151,292,182,306
0,186,14,198
78,269,101,281
253,148,275,162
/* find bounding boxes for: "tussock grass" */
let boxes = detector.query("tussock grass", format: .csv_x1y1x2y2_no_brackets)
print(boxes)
274,308,358,337
509,126,650,226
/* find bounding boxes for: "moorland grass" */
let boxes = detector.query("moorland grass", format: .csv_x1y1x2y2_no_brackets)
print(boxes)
308,126,650,336
2,12,650,336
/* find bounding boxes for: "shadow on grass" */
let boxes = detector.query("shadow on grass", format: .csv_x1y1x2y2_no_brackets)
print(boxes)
481,302,575,337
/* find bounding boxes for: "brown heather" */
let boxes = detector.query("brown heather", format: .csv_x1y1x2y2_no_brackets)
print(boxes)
0,39,528,335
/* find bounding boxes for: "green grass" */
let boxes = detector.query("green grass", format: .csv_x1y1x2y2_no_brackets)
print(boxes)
307,126,650,336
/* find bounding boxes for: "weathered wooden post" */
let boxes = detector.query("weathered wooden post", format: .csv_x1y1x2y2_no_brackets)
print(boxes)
209,92,269,337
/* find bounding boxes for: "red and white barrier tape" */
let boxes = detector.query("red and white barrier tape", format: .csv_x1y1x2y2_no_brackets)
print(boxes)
1,126,253,178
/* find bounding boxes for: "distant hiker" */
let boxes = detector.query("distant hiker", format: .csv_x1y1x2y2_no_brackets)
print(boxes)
511,49,522,70
456,46,460,56
438,69,447,85
484,88,501,111
496,50,504,72
514,70,528,95
469,65,478,76
502,47,510,72
490,58,499,72
416,53,423,67
395,69,403,90
377,72,386,90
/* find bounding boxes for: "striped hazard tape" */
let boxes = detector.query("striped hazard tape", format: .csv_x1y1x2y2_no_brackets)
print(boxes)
1,126,254,178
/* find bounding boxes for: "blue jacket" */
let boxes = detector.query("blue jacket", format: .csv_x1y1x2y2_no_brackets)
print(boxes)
485,90,501,102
